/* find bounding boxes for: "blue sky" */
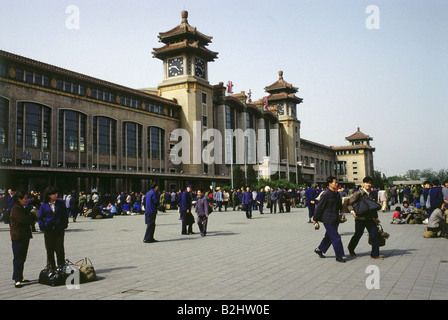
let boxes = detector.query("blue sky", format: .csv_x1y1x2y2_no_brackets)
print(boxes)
2,0,447,176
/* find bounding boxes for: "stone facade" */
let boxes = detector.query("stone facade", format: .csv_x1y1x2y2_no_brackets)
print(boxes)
0,11,374,193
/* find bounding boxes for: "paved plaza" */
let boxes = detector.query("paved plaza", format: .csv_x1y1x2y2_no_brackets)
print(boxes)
1,205,447,301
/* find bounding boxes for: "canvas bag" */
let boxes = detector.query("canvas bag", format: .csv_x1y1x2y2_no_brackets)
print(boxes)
75,257,97,283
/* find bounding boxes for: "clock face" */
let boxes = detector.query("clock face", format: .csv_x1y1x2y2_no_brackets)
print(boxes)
168,57,184,77
194,58,206,78
290,103,296,117
277,103,284,115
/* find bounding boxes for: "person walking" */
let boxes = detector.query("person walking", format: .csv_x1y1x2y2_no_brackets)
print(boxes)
195,189,210,237
10,190,38,288
305,184,316,223
256,188,266,214
143,184,159,243
347,177,383,260
377,186,388,213
180,185,194,234
269,188,278,214
313,177,346,263
69,190,80,222
428,180,444,218
214,188,223,212
37,186,69,269
277,187,285,213
242,186,253,219
223,189,230,211
5,188,14,224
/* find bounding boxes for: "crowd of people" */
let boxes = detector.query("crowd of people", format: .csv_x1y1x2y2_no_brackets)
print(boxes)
1,177,447,287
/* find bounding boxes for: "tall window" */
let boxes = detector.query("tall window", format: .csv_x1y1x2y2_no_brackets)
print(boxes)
16,102,51,149
264,119,270,157
245,111,256,163
58,110,87,152
122,122,142,158
0,98,8,146
148,126,165,160
93,116,117,155
225,105,236,164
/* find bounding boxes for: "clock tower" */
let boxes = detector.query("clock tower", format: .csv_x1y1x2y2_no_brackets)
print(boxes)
264,71,303,175
152,11,219,176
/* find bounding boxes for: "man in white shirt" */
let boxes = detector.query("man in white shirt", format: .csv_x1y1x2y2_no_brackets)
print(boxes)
377,187,388,212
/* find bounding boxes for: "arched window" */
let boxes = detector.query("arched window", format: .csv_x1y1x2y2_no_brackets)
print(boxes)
122,121,142,158
93,116,117,155
147,126,165,160
0,98,8,146
16,102,51,149
58,110,87,152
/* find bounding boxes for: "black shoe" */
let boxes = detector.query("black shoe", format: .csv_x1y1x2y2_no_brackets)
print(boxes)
143,239,158,243
348,248,356,256
314,248,326,258
336,257,346,263
14,282,23,288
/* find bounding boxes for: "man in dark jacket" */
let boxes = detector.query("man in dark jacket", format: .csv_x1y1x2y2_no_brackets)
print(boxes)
347,176,382,259
269,188,278,214
179,185,194,234
313,176,346,262
143,184,159,243
305,185,316,223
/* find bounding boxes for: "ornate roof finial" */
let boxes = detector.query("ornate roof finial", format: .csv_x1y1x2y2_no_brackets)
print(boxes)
278,70,283,80
181,10,188,23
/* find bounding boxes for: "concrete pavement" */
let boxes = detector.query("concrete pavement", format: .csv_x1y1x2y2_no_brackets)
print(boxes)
1,205,447,301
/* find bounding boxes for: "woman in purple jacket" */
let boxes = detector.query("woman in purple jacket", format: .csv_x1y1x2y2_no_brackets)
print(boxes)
38,186,68,269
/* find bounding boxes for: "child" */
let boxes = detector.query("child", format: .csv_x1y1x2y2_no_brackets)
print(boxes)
392,206,403,224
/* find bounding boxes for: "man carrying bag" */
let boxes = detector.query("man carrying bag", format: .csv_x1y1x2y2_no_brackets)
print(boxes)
347,176,384,260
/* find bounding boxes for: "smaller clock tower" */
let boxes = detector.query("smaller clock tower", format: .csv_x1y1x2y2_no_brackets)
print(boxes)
264,71,303,171
152,11,219,176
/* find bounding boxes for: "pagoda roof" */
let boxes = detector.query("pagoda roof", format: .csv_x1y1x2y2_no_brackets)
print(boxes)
152,38,218,61
267,92,303,104
264,71,299,94
345,127,373,141
157,11,213,45
153,11,218,61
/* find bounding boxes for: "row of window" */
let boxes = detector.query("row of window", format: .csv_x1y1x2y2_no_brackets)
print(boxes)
1,64,177,118
335,149,363,155
302,156,335,176
1,100,166,159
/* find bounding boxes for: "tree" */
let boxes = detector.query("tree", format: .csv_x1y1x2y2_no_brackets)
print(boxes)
246,164,257,187
232,165,245,189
